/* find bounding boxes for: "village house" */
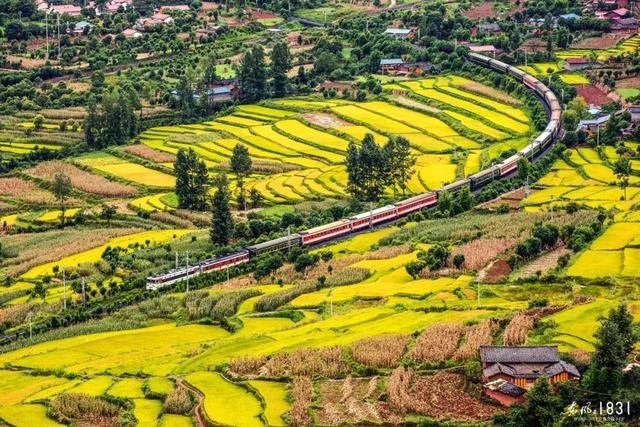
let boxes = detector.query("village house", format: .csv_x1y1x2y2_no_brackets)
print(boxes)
135,13,174,30
159,4,190,12
316,80,352,95
36,0,48,11
102,0,132,13
379,58,405,74
627,105,640,122
563,57,593,71
399,61,432,75
611,17,640,32
596,8,631,20
480,346,580,406
122,28,143,38
469,44,501,57
473,23,502,35
383,28,413,40
559,13,581,20
69,21,91,35
577,113,610,132
48,4,82,16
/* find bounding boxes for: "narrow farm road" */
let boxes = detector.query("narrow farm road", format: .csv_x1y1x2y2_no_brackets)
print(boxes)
176,378,206,427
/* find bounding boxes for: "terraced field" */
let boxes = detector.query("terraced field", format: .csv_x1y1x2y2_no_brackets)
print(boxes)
130,76,532,206
524,142,640,278
555,35,640,61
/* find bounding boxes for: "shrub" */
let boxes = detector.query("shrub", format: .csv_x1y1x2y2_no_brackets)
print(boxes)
294,253,320,273
253,281,318,312
163,387,193,415
50,393,121,425
452,254,465,269
352,334,411,368
405,260,427,279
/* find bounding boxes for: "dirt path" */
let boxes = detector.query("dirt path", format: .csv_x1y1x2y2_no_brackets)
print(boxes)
175,378,206,427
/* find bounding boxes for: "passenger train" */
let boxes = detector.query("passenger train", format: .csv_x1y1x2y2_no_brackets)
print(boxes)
146,52,563,290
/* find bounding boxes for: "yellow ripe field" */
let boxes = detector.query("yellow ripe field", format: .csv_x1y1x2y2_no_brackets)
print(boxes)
21,229,193,278
77,152,175,188
275,120,350,152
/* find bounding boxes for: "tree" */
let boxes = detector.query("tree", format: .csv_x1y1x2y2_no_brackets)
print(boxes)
437,191,453,216
385,136,415,196
614,154,631,200
210,173,234,246
419,244,450,270
522,377,560,427
345,140,362,198
453,254,465,269
174,148,209,210
176,74,196,119
239,45,267,103
457,186,473,212
358,134,387,201
33,114,44,130
230,144,252,210
249,188,262,209
52,172,72,227
517,157,531,182
270,41,291,98
584,303,635,395
405,260,427,279
84,89,138,149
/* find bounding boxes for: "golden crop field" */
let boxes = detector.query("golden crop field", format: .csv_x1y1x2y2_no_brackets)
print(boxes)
21,229,193,279
76,152,175,188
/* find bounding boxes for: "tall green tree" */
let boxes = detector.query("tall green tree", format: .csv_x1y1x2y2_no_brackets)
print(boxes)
614,154,631,200
239,45,267,103
270,41,291,98
52,172,72,227
210,173,234,246
384,136,415,196
517,157,531,182
345,140,362,198
84,89,138,148
358,134,387,202
174,148,209,210
584,303,635,395
230,144,252,210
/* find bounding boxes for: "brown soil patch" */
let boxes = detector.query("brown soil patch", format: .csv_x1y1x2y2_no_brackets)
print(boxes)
201,1,217,9
463,2,496,19
28,161,137,197
575,84,612,107
251,9,279,19
616,76,640,89
572,33,628,50
388,370,502,422
459,81,521,106
477,187,529,212
392,95,440,113
513,245,570,279
6,54,55,69
301,112,351,128
124,145,176,163
451,237,518,271
316,377,401,426
479,259,511,283
0,177,58,205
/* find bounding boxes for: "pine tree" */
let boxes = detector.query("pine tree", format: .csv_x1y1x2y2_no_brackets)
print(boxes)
52,172,72,227
345,140,362,198
174,148,208,210
583,303,635,395
210,173,234,246
270,41,291,98
359,134,386,202
240,46,267,103
387,136,415,196
522,377,560,427
614,154,631,200
230,144,252,210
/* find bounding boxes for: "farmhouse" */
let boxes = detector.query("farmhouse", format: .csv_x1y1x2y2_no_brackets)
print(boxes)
122,28,143,38
48,4,82,16
611,17,640,32
563,57,592,71
469,44,500,57
597,8,630,20
135,13,174,30
379,58,405,74
559,13,581,20
474,23,502,34
480,346,580,406
383,28,413,39
159,4,190,11
628,105,640,122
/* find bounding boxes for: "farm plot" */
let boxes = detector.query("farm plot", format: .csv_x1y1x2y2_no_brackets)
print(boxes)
76,152,175,188
275,120,350,152
21,229,192,279
185,372,263,427
247,381,289,427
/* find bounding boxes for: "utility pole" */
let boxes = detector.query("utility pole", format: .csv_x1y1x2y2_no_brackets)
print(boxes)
175,251,179,269
477,282,480,308
62,266,67,310
597,123,600,146
287,226,291,256
369,203,373,230
45,12,49,61
28,312,33,340
185,251,189,293
81,278,86,306
57,14,60,61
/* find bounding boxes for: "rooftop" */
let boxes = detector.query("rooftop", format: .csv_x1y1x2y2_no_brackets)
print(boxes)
480,346,560,364
380,58,404,65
